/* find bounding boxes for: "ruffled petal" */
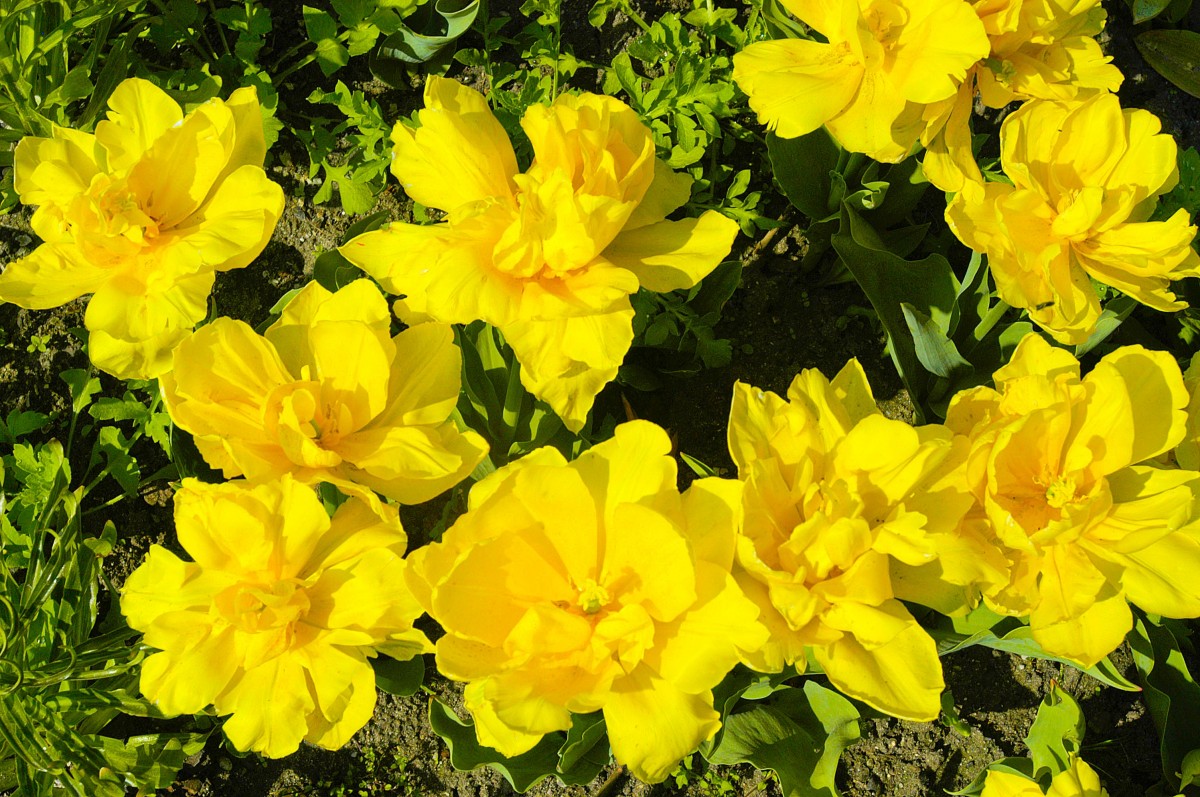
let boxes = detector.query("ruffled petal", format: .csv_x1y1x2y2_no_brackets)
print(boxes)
604,211,738,293
733,39,864,140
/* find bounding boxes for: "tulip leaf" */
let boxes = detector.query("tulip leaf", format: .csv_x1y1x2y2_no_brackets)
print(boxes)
428,699,604,791
901,302,973,380
930,609,1141,692
372,654,425,696
766,129,842,222
1025,683,1084,781
705,681,860,797
831,204,959,422
1130,614,1200,792
1136,30,1200,99
557,711,610,775
370,0,480,82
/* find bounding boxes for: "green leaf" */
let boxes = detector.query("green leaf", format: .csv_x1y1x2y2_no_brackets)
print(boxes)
91,426,141,496
313,249,364,292
1131,613,1200,791
428,699,599,791
372,654,425,696
1136,30,1200,99
60,369,101,415
705,681,860,797
557,712,609,778
930,611,1141,692
901,303,973,380
370,0,480,81
767,129,842,221
0,410,49,443
831,205,959,422
1025,683,1084,780
1131,0,1175,23
303,6,350,75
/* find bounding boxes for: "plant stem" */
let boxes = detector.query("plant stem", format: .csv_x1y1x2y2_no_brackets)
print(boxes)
619,0,651,32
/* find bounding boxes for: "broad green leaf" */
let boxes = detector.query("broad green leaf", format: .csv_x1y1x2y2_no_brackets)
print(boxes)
1131,0,1175,23
1025,683,1084,780
372,654,425,696
705,681,860,797
370,0,480,81
0,410,48,443
557,711,609,777
901,303,973,380
427,699,600,791
303,6,351,75
1130,614,1200,792
91,427,140,496
1136,30,1200,99
831,204,959,422
767,130,841,221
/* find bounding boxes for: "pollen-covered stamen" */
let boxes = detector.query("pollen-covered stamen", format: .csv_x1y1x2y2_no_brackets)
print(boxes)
576,578,611,615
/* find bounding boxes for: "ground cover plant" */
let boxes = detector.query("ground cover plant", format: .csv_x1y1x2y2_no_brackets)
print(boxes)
1,0,1200,795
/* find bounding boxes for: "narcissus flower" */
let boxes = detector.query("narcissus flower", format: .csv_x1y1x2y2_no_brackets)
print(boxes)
339,77,738,431
923,0,1123,190
161,279,487,504
946,95,1200,344
727,362,989,721
980,756,1109,797
121,477,432,757
407,421,767,783
732,0,989,162
0,78,284,378
946,334,1200,667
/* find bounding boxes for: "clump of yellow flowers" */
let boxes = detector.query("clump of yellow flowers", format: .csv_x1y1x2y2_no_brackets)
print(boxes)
161,279,488,505
726,362,993,721
946,95,1200,344
922,0,1123,190
406,421,768,783
946,334,1200,667
0,78,284,379
121,477,431,757
339,77,739,431
732,0,989,162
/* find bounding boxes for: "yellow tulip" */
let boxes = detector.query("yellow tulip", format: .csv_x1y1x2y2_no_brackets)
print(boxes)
0,78,284,378
160,279,487,505
339,77,738,432
732,0,989,162
727,361,991,721
946,95,1200,344
120,476,432,757
946,333,1200,667
922,0,1122,191
407,421,767,783
981,756,1109,797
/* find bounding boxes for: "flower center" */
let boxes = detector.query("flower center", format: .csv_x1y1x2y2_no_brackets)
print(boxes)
859,0,909,66
217,579,310,635
71,175,159,258
1044,475,1079,509
577,579,611,615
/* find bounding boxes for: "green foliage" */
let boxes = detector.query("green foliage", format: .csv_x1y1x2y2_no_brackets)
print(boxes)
1024,684,1085,780
456,322,580,468
371,0,478,82
372,654,426,697
621,261,743,391
304,81,393,214
0,378,207,794
1131,612,1200,795
928,604,1141,692
767,128,930,282
704,680,860,797
428,700,609,792
1137,30,1200,98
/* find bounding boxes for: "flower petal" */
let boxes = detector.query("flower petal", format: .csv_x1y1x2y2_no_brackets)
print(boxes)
733,39,863,140
604,211,738,293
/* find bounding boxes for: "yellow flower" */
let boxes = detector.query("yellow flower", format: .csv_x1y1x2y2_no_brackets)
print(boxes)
731,0,989,162
120,476,432,757
0,78,284,379
946,95,1200,344
161,278,487,505
946,333,1200,667
981,755,1109,797
339,77,738,432
923,0,1123,191
727,362,989,721
406,421,767,783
